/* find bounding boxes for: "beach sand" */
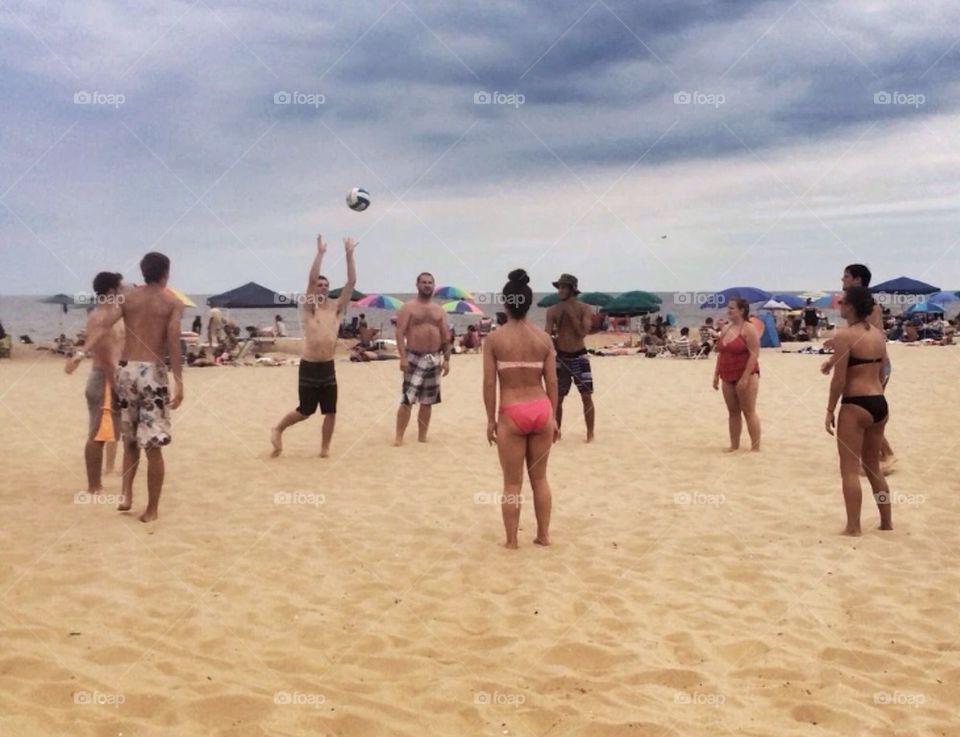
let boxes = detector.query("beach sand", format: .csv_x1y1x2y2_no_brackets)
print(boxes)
1,342,958,736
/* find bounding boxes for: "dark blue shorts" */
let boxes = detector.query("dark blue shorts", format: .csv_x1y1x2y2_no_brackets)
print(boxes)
557,349,593,396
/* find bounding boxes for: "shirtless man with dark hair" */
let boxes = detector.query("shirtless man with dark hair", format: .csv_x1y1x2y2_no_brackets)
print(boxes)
545,273,595,441
271,233,358,458
65,271,125,492
394,272,450,445
81,251,184,522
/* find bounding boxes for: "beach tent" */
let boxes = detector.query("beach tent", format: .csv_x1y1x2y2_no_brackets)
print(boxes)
870,276,939,295
757,312,780,348
207,282,296,308
40,293,78,313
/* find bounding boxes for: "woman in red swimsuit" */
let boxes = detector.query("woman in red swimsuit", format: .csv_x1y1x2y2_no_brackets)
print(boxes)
712,297,762,451
483,269,559,548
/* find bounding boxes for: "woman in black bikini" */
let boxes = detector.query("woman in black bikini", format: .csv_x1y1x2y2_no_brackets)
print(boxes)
822,286,892,536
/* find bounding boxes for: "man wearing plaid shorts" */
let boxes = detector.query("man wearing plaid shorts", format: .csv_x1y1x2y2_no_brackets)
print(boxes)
394,272,451,445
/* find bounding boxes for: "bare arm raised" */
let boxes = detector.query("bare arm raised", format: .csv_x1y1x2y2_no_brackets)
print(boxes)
305,234,326,313
336,237,358,315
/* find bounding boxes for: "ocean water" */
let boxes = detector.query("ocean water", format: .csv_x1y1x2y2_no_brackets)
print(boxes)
0,291,826,343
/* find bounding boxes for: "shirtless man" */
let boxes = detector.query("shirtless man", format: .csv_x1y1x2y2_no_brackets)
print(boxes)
82,252,184,522
271,234,357,458
544,273,595,441
395,272,450,445
65,272,125,492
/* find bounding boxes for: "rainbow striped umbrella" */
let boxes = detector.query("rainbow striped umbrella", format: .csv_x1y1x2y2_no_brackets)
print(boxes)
442,299,484,315
435,285,474,300
356,294,403,310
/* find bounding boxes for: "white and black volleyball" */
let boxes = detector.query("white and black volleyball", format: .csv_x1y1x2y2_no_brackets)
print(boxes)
346,187,371,212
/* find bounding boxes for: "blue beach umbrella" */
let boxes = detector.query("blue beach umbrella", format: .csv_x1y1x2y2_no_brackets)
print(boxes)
699,286,771,309
771,293,807,309
903,301,945,315
927,290,959,305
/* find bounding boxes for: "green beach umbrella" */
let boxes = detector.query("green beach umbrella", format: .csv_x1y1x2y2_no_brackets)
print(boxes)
537,293,561,308
328,287,366,301
579,291,613,307
601,291,661,316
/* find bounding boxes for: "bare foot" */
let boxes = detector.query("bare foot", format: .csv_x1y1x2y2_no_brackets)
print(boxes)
139,508,158,523
418,436,428,443
750,444,761,452
504,541,519,549
117,492,132,512
89,487,104,494
841,526,862,537
319,448,330,458
723,447,739,453
394,437,403,447
270,427,283,457
879,523,894,531
534,537,551,546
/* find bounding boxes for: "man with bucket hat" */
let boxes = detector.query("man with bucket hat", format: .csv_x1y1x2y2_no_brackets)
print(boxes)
544,273,595,442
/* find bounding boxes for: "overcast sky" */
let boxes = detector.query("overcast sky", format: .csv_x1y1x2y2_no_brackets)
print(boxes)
2,0,959,296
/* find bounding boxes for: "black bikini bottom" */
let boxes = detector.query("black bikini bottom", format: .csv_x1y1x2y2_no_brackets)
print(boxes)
841,395,888,424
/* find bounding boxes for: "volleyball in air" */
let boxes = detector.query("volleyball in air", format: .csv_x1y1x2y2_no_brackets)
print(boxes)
346,187,371,212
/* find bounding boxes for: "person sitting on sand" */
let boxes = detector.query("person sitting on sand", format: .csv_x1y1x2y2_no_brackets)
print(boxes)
698,317,718,353
666,327,698,357
271,233,358,459
821,286,892,536
460,324,481,353
483,269,558,548
713,297,761,451
641,325,664,357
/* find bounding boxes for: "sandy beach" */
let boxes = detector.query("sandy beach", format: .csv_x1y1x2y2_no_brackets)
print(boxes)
1,341,958,736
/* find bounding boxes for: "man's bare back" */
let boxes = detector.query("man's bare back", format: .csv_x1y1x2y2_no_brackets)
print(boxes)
120,287,182,363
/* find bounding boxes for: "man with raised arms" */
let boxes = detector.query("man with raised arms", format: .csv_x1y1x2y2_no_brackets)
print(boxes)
271,234,357,458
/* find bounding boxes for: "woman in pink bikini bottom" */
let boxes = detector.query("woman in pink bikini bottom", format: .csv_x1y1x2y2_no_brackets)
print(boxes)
482,269,559,549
